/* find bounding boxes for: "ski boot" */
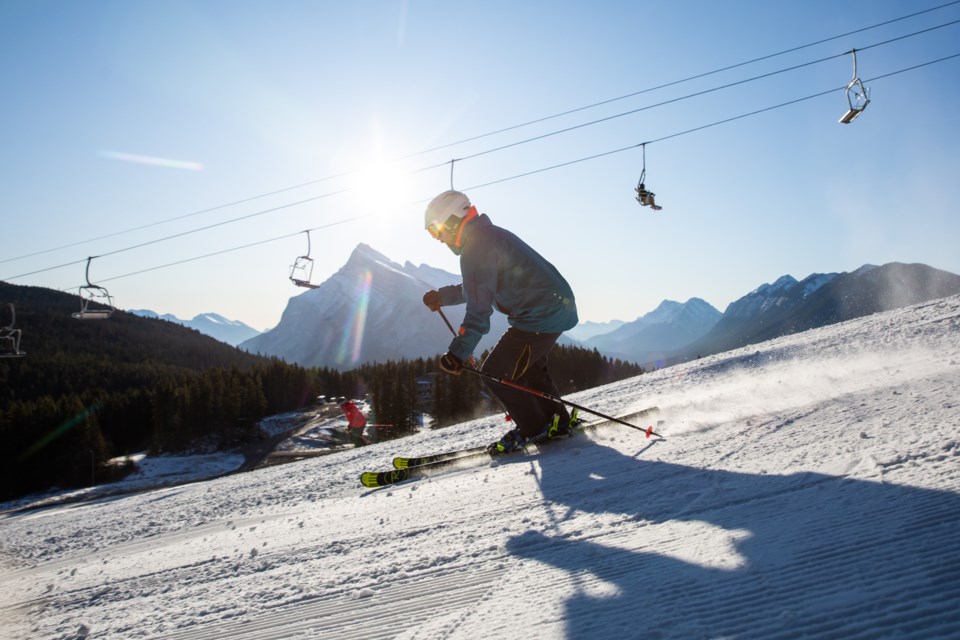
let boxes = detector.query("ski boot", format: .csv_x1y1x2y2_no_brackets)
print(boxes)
487,428,528,455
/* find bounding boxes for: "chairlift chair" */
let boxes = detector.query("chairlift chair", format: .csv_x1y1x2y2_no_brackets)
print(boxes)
635,183,662,211
72,257,115,320
635,144,663,211
289,230,320,289
839,49,870,124
0,302,25,358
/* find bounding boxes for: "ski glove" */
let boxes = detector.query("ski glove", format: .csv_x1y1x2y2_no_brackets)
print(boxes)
422,290,442,312
439,352,463,375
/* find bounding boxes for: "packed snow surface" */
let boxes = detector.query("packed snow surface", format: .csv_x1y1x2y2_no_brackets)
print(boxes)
2,295,960,639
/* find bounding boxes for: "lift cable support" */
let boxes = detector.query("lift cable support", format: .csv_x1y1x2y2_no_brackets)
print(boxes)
449,158,460,191
289,230,320,289
635,144,663,211
839,48,871,123
72,256,115,320
0,302,25,358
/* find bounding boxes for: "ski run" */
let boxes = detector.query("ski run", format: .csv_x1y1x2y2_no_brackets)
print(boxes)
2,294,960,639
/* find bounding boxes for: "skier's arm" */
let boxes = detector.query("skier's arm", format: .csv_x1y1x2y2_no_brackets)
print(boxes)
437,284,465,306
447,249,497,362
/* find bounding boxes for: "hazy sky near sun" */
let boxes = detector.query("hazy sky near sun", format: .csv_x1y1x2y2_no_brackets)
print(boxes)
2,0,959,330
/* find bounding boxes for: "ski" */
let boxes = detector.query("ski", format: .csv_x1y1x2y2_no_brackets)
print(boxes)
361,407,660,488
361,448,501,488
392,444,490,470
392,406,660,470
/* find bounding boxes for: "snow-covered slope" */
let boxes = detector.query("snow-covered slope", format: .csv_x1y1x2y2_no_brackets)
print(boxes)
2,295,959,639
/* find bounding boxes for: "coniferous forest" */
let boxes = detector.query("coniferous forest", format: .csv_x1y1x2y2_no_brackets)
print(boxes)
1,282,643,500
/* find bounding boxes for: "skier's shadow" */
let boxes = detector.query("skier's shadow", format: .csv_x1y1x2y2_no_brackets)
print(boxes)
505,440,960,639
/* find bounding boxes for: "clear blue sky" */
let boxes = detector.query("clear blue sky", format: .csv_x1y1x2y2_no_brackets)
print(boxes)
2,0,959,331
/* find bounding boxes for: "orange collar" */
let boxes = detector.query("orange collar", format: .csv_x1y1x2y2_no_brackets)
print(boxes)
454,206,479,249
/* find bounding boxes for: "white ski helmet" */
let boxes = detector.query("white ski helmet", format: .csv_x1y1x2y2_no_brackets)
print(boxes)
424,190,472,237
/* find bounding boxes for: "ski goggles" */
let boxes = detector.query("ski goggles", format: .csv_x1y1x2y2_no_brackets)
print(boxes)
427,222,443,239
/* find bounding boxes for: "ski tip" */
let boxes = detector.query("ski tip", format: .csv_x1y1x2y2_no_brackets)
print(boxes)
392,457,409,470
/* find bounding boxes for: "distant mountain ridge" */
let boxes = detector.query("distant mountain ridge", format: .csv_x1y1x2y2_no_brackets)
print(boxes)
583,298,722,367
566,319,626,342
676,262,960,362
129,310,261,347
239,248,960,371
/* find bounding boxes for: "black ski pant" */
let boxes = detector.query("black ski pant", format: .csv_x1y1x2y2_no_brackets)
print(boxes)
480,328,568,438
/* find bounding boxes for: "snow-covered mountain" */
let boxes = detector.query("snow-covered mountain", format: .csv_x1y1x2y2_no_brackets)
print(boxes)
680,262,960,361
584,298,722,367
129,309,261,346
242,250,960,372
240,244,511,369
723,271,839,319
4,294,959,639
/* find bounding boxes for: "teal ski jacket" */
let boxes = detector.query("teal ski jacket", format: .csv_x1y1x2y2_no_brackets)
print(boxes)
437,213,578,362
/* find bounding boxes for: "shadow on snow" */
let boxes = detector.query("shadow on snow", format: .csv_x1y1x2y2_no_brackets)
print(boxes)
506,441,960,639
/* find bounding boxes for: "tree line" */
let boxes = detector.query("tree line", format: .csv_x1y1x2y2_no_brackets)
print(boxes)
1,282,644,500
344,344,645,439
1,343,642,500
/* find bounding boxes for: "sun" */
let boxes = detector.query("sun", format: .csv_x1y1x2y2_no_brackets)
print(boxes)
344,124,420,219
350,159,413,215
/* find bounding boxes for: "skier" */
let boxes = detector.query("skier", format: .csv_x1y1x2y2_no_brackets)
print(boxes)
635,183,662,210
421,190,579,454
340,400,371,447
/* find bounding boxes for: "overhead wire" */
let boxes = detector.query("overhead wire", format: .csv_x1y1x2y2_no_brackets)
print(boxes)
95,217,365,284
410,0,960,155
66,51,960,288
5,0,959,267
469,52,960,191
8,16,959,286
4,186,355,281
449,17,960,166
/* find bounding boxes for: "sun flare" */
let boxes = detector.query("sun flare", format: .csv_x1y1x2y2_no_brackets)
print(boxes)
347,154,415,217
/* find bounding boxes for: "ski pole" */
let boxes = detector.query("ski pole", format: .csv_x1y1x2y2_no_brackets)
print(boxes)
460,363,662,438
436,308,513,423
436,307,459,341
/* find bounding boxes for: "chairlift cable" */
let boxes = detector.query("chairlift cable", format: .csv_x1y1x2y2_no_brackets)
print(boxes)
92,217,366,286
15,17,960,284
447,18,960,166
15,51,960,289
465,52,960,191
3,187,354,281
406,0,960,156
58,51,960,290
4,2,959,267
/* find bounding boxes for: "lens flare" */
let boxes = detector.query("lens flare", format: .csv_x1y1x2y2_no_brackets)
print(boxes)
18,404,100,461
337,269,373,366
